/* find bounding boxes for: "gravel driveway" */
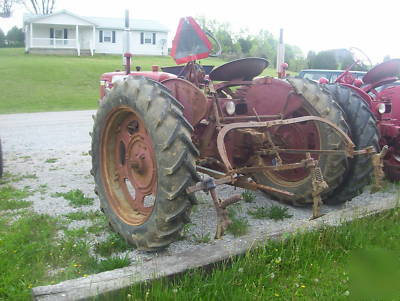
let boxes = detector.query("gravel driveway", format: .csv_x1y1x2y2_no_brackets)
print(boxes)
0,110,396,263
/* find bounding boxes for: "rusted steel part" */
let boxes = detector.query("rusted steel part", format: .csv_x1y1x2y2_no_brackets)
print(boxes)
232,158,316,174
190,166,294,197
101,108,156,225
256,145,377,156
161,78,208,125
307,154,328,220
209,188,242,239
216,116,355,172
372,145,389,191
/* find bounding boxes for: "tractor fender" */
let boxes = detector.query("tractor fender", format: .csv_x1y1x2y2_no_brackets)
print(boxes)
161,78,209,126
244,77,304,117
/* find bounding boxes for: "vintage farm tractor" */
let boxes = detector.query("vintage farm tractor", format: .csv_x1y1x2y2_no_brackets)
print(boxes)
91,17,384,250
321,58,400,183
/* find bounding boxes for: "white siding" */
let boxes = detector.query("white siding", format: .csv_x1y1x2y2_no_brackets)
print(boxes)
33,14,93,26
95,29,124,54
95,30,167,55
131,31,168,56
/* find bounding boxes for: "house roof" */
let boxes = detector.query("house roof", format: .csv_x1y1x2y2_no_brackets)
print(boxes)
23,10,169,32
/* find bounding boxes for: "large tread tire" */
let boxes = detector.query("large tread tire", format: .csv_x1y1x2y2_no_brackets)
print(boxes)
91,77,199,251
324,84,380,204
0,138,3,178
252,78,349,205
384,164,400,182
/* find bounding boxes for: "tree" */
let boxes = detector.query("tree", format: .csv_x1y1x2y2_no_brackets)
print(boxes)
0,0,19,17
24,0,55,15
0,28,5,47
238,37,252,55
6,26,24,46
308,50,337,69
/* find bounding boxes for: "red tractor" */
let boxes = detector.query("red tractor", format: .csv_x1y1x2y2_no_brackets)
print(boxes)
322,59,400,183
91,17,382,250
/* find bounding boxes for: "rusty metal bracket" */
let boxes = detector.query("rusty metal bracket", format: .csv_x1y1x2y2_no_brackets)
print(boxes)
195,165,294,197
371,145,389,192
216,116,356,172
186,177,241,239
306,153,329,220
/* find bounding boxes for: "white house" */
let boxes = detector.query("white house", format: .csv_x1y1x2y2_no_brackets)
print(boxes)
23,10,169,56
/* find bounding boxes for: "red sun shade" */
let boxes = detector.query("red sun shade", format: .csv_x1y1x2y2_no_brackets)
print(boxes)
170,17,212,65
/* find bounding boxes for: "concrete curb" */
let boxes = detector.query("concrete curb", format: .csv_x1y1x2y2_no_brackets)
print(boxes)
32,197,398,301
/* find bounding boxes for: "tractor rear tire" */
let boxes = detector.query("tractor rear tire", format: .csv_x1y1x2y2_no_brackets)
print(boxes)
384,164,400,181
324,84,380,204
252,78,349,205
91,77,199,251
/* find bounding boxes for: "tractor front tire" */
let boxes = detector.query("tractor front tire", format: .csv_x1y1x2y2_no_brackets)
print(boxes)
91,77,199,251
252,78,349,205
324,84,380,204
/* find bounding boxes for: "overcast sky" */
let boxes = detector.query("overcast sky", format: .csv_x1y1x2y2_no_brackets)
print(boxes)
1,0,398,63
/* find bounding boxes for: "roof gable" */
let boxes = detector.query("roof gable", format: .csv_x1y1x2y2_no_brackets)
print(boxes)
24,10,96,26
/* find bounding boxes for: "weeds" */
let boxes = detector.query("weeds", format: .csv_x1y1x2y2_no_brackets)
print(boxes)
53,189,94,207
248,205,293,221
45,158,58,163
241,190,256,203
64,210,102,221
227,207,249,237
95,233,131,256
0,185,32,210
0,173,37,185
95,256,130,273
192,232,211,244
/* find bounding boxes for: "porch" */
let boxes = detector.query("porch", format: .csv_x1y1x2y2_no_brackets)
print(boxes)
26,23,96,56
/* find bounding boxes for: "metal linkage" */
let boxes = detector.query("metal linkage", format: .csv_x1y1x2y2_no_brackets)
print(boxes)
371,145,389,192
305,153,329,220
186,177,242,239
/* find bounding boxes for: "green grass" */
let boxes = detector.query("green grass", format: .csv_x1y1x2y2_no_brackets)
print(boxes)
241,190,256,203
0,185,32,210
53,189,94,207
226,207,249,237
248,205,293,221
110,207,400,301
63,210,102,221
0,48,295,114
95,233,132,257
44,158,58,163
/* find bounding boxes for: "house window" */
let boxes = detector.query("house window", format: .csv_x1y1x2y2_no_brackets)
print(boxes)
103,31,112,42
99,30,116,43
50,28,68,45
140,32,156,44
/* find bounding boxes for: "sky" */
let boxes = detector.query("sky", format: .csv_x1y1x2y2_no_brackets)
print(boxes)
1,0,399,64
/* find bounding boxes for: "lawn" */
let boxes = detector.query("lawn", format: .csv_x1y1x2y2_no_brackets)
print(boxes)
113,206,400,301
0,48,291,114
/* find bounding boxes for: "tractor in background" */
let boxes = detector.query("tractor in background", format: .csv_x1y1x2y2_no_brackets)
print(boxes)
91,17,382,250
322,59,400,182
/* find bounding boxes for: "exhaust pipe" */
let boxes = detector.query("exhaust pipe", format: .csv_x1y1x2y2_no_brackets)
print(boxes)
124,9,132,74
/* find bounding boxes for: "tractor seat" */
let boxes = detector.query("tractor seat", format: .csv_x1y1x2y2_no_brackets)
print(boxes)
209,57,269,81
